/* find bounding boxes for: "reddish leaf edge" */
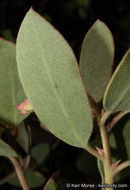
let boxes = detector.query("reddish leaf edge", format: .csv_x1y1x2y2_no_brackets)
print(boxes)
0,37,15,46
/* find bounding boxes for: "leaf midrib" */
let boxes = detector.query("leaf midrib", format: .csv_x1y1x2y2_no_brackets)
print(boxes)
42,56,85,147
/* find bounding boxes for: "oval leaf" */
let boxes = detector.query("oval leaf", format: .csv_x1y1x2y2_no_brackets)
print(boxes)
0,39,28,126
31,143,50,164
9,169,46,188
0,139,17,158
76,150,99,178
80,20,114,102
16,9,92,149
103,49,130,113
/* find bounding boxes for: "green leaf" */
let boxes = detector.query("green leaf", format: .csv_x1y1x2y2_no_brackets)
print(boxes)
31,143,50,164
8,169,46,188
109,114,130,181
16,9,92,149
80,20,114,102
0,138,17,158
103,49,130,113
2,30,14,42
76,150,99,179
0,39,28,126
44,178,57,190
16,122,29,153
97,159,104,184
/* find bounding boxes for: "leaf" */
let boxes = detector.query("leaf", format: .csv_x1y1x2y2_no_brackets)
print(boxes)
0,39,29,126
76,150,99,179
80,20,114,102
31,143,50,164
43,178,57,190
16,8,92,149
97,159,104,184
16,122,29,153
0,138,17,158
8,169,46,188
103,49,130,113
2,30,14,42
109,114,130,181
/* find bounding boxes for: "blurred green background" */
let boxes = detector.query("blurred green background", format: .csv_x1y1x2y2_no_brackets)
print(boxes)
0,0,130,189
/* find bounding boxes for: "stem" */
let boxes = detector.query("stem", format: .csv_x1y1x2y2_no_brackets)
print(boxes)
0,171,16,185
113,161,130,176
10,157,29,190
108,110,130,132
99,112,114,190
86,143,103,161
0,156,30,186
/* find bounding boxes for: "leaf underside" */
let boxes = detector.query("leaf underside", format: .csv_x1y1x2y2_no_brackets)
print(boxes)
0,139,17,158
0,39,28,126
80,20,114,102
16,8,92,149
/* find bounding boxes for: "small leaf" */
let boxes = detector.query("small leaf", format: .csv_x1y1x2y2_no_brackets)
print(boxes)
0,39,29,126
31,143,50,164
2,30,14,42
16,122,29,153
76,150,99,179
8,169,46,188
103,49,130,113
43,178,57,190
16,8,92,149
0,138,17,158
80,20,114,102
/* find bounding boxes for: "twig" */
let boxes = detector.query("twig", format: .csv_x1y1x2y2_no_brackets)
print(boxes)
86,143,104,161
108,110,130,132
0,171,16,185
10,157,29,190
113,160,130,176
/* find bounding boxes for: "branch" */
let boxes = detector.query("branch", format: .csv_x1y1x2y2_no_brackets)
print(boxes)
108,110,130,132
113,160,130,176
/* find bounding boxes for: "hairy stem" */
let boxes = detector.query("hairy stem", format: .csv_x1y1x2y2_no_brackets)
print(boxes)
113,160,130,176
108,110,130,132
86,143,103,161
10,157,29,190
99,112,114,190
